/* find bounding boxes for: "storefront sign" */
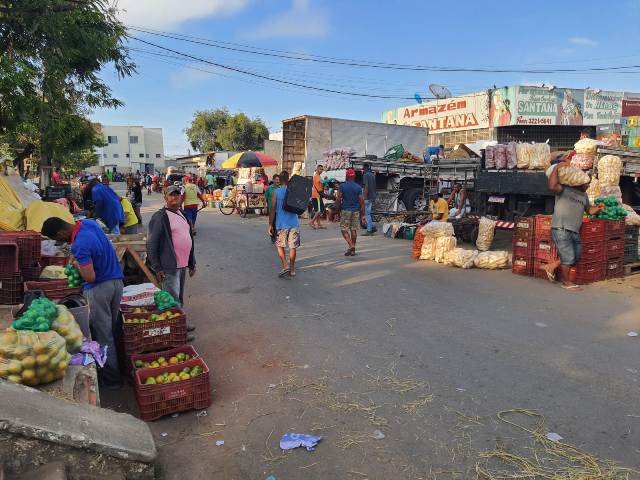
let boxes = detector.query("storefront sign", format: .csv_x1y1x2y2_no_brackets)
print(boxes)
622,98,640,117
583,90,624,125
383,92,489,133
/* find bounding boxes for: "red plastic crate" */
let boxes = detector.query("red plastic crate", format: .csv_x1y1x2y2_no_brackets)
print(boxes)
134,358,211,421
0,273,23,304
512,255,534,276
580,240,605,262
534,239,558,261
605,219,625,239
24,279,81,300
22,263,42,281
0,231,41,267
130,345,199,373
514,216,536,238
580,218,605,242
512,232,535,257
606,238,625,259
605,257,624,279
40,255,70,267
569,260,604,285
122,307,187,354
534,215,552,240
0,241,19,274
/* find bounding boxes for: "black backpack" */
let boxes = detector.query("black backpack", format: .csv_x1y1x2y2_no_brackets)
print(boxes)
283,175,313,215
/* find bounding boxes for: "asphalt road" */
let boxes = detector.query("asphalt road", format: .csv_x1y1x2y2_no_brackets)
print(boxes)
104,189,640,480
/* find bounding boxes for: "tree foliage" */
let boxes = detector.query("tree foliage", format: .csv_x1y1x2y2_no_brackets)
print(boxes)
0,0,135,179
185,109,269,152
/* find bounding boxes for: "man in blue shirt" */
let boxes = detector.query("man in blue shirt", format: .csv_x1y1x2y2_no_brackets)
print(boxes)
42,217,125,389
268,171,300,278
90,181,125,234
337,168,365,256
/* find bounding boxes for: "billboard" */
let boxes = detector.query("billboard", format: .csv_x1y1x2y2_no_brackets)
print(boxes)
491,86,585,126
383,92,490,133
583,90,624,125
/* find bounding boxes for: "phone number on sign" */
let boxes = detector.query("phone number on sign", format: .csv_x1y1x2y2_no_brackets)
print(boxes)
516,116,553,125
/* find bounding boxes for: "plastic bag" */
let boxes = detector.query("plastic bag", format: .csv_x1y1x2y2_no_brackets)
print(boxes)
506,143,517,169
586,177,601,203
623,204,640,225
516,143,533,169
476,217,497,252
598,155,622,186
0,329,70,386
529,143,551,170
570,153,594,170
422,221,454,238
419,236,435,260
434,236,457,263
600,185,622,201
12,297,58,332
51,305,84,353
412,228,426,259
444,248,478,269
574,138,599,155
40,265,67,279
548,164,590,187
485,145,496,169
495,144,507,169
474,251,510,270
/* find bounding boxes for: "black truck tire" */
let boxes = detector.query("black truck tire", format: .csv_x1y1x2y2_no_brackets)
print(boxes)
401,188,427,211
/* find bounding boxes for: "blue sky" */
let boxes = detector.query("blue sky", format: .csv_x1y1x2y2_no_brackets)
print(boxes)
94,0,640,154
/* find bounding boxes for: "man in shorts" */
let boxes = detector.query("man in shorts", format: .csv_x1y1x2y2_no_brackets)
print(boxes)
337,168,365,256
309,164,326,229
268,171,300,278
545,163,604,290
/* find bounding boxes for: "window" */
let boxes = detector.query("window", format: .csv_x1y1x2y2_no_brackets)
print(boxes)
139,153,144,158
113,153,119,158
145,154,149,159
155,154,161,158
107,135,118,144
129,135,138,144
103,153,107,158
125,153,130,158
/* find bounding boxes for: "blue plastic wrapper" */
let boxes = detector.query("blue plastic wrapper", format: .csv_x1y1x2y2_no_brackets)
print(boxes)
279,433,322,451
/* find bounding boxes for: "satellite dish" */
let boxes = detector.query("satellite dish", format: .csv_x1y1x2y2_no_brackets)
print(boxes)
429,83,452,99
414,93,423,104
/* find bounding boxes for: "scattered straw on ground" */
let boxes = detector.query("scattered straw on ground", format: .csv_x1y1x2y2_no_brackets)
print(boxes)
335,431,372,450
367,364,428,394
325,393,388,426
402,395,433,416
475,409,640,480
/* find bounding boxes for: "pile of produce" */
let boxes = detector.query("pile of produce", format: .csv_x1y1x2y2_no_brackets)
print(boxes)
476,217,497,252
123,309,181,324
154,290,178,310
444,248,478,269
134,351,192,369
546,164,590,187
597,155,622,186
51,305,84,353
474,251,510,270
571,138,598,170
12,298,58,332
142,364,204,385
0,329,70,386
589,196,628,220
419,222,456,262
63,264,82,288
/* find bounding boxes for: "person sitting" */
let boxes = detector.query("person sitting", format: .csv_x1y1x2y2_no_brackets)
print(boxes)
429,191,449,222
447,183,469,218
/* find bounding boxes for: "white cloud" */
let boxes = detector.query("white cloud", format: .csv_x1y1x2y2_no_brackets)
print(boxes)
170,65,219,89
568,36,598,46
246,0,329,39
116,0,249,30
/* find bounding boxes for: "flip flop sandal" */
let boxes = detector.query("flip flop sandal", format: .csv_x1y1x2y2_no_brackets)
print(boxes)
317,225,327,229
561,284,582,291
349,247,356,256
289,271,296,277
309,224,318,230
344,249,353,256
278,268,290,278
545,270,556,283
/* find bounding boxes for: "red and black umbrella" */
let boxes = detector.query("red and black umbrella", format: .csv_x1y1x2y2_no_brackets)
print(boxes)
221,151,278,169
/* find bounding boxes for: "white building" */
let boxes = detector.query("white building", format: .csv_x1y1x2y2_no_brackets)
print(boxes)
93,125,165,174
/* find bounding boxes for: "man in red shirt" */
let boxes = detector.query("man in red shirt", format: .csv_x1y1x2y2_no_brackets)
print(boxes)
51,168,63,185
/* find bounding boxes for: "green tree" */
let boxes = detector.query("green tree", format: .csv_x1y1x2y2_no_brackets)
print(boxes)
0,0,135,183
185,109,269,152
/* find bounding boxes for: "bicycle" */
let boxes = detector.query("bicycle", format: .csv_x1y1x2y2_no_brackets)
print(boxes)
218,197,248,217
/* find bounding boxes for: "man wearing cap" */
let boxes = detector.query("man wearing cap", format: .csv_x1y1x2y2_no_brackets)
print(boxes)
336,168,365,256
41,216,124,389
429,191,449,221
147,185,197,337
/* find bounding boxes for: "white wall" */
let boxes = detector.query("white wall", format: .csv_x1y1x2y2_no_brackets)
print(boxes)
95,125,165,173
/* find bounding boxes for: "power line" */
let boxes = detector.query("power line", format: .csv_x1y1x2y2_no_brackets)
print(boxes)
128,36,435,100
128,26,640,74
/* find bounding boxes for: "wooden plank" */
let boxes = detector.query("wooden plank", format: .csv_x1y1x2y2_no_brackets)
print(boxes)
126,245,159,287
624,261,640,276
